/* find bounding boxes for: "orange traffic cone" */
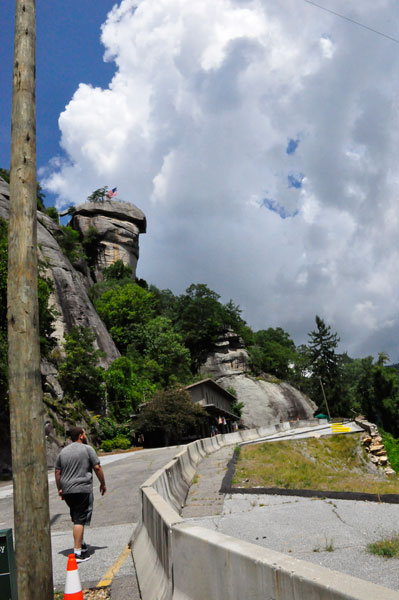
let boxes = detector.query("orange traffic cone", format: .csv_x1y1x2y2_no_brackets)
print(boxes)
64,553,84,599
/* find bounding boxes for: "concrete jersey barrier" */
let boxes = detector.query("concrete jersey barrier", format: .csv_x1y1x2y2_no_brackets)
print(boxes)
132,422,398,600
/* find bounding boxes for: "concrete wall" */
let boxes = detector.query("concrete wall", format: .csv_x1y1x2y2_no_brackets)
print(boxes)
131,422,398,600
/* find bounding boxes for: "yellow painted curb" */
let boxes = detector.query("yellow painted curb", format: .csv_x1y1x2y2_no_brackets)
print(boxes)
97,544,131,588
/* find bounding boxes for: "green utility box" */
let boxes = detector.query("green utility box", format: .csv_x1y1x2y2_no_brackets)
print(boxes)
0,529,17,600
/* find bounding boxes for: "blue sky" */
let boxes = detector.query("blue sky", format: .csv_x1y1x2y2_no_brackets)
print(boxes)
1,1,116,204
1,1,398,361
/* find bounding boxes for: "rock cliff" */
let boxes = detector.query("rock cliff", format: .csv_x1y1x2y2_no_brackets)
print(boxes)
0,178,120,368
200,330,316,428
64,199,146,281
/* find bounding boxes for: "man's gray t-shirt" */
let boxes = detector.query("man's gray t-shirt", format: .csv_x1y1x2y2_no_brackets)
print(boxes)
55,442,100,494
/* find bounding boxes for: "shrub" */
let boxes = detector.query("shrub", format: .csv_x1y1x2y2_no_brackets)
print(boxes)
100,435,131,452
112,435,131,449
46,206,59,224
101,440,114,452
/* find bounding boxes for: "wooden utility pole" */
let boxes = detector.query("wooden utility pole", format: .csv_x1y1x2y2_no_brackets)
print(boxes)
9,1,53,598
318,376,331,421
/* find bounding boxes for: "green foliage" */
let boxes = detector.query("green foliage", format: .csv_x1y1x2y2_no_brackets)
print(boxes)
45,206,59,224
55,225,85,265
249,327,296,379
368,535,399,558
135,386,207,445
101,435,131,452
149,285,178,320
0,330,8,413
380,431,399,473
0,169,10,183
94,282,155,353
307,316,347,416
37,274,58,356
231,400,244,418
105,357,142,421
174,283,248,371
58,327,105,411
87,187,109,203
0,219,8,332
94,415,130,441
36,182,46,211
100,439,114,452
233,444,241,459
142,316,191,386
103,259,133,281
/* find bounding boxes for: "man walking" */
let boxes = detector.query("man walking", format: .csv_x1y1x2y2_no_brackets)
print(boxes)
55,426,106,562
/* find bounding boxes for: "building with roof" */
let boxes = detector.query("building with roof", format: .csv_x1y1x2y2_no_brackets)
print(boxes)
185,378,238,435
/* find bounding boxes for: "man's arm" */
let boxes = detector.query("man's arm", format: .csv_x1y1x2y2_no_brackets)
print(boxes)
93,464,107,496
55,468,63,500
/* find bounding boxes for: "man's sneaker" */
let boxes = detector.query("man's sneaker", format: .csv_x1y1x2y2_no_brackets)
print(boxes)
81,542,88,552
75,550,91,563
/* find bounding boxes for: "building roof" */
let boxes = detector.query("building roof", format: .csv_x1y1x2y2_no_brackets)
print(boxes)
185,378,236,403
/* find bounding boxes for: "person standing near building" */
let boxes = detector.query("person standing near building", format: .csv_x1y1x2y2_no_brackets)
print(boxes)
55,426,107,562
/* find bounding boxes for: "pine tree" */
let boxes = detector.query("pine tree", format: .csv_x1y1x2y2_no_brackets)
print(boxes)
308,316,346,416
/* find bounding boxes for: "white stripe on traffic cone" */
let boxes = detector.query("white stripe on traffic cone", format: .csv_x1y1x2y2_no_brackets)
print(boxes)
64,553,84,599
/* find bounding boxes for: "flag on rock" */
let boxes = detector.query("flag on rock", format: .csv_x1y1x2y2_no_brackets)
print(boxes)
106,187,117,198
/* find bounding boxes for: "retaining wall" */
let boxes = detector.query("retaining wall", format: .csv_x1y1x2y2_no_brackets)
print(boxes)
131,421,398,600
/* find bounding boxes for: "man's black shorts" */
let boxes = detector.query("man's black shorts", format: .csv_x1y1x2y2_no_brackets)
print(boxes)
63,492,94,525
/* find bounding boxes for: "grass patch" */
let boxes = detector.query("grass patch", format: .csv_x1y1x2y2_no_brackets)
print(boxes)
233,444,241,459
233,434,399,494
368,535,399,558
381,431,399,473
324,537,334,552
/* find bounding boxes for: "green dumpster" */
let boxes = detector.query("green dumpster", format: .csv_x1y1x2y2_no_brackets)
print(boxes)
0,529,17,600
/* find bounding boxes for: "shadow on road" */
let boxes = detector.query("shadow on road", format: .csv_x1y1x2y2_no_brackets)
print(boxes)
58,544,108,557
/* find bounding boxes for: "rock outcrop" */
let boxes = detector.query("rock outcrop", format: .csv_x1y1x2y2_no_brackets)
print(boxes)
200,330,316,428
0,178,120,368
356,416,395,476
66,199,146,281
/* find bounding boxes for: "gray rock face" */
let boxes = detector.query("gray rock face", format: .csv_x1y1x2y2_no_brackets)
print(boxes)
0,179,120,368
68,199,146,281
200,330,316,428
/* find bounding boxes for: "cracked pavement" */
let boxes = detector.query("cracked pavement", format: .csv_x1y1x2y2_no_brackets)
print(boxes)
183,443,399,592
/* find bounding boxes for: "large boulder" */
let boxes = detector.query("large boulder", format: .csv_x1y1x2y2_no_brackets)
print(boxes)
67,199,146,281
200,330,316,428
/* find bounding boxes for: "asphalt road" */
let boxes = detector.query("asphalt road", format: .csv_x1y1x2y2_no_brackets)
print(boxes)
0,445,179,590
183,425,399,593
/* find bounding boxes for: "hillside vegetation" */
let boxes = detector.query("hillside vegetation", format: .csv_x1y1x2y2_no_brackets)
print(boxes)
233,435,399,494
0,182,398,449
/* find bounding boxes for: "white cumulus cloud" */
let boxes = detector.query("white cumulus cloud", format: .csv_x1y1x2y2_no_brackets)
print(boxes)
42,0,399,361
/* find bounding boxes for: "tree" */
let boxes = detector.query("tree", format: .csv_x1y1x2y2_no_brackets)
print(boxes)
58,327,105,411
87,186,109,203
105,356,157,421
249,327,296,379
9,1,53,596
94,282,155,353
55,225,85,265
104,357,139,421
174,283,247,371
307,316,346,415
373,353,399,435
103,259,133,281
142,316,191,386
135,386,207,445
